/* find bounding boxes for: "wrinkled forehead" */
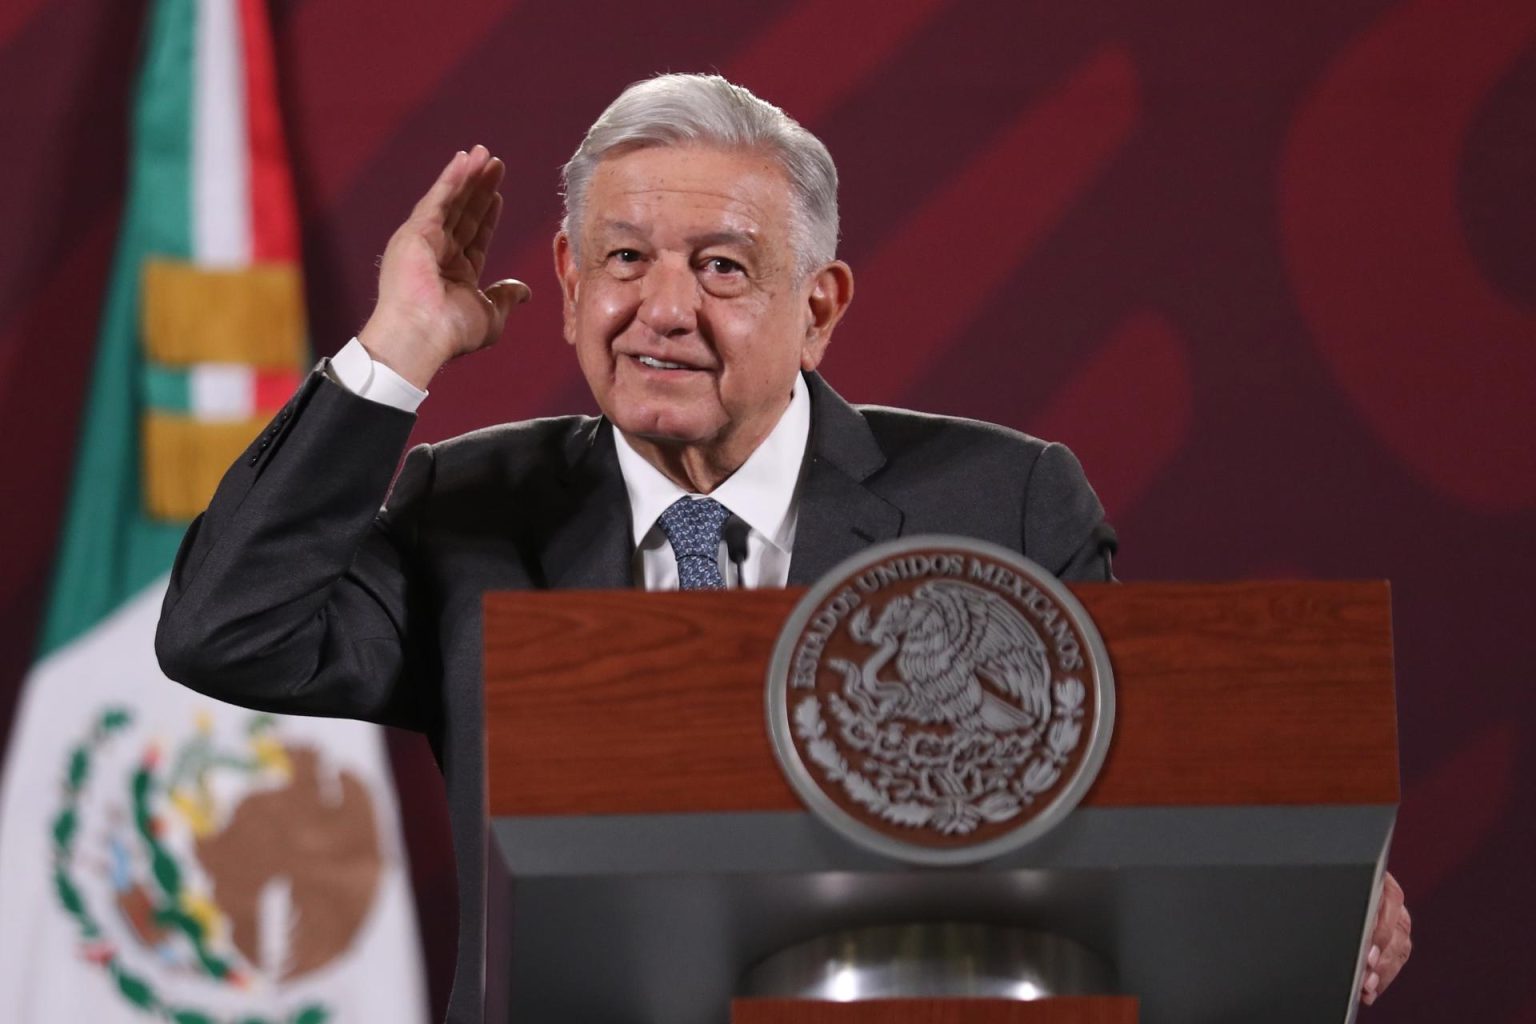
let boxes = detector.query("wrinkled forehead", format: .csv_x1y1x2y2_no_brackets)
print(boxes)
578,143,798,245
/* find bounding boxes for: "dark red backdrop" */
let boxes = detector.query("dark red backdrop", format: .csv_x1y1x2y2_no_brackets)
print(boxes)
3,1,1532,1019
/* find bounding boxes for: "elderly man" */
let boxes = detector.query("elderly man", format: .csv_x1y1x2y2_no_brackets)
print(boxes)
157,74,1407,1020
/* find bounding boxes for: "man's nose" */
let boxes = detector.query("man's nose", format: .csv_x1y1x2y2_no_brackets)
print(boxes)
637,256,699,337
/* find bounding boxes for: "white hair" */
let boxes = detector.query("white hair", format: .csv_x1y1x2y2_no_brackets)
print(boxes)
560,73,839,278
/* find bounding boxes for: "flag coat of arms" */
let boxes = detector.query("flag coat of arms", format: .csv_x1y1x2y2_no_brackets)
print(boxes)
0,0,427,1020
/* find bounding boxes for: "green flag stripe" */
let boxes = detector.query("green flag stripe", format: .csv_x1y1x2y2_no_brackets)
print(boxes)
141,364,192,415
38,0,198,657
135,0,195,261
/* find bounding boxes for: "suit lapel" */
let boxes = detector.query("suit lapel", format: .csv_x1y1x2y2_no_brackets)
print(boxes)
538,418,635,590
788,374,903,586
534,378,900,589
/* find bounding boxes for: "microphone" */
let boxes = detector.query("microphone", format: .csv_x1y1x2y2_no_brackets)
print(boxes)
1092,522,1119,581
722,516,751,589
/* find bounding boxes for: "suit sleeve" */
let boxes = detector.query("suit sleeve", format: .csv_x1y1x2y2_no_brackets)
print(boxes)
1023,442,1117,582
156,366,439,731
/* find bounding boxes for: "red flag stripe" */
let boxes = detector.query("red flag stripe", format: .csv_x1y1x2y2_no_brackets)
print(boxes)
238,0,302,264
254,367,305,412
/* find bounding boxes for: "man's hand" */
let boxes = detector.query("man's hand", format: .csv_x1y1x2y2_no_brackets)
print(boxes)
1362,870,1412,1006
358,145,531,389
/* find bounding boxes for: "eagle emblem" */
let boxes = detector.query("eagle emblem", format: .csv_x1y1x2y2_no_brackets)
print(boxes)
838,580,1053,734
768,539,1114,864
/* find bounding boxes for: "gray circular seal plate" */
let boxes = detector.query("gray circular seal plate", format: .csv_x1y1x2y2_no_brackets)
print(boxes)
765,535,1116,866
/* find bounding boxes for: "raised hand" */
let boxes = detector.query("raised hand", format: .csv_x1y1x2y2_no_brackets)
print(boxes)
358,145,531,389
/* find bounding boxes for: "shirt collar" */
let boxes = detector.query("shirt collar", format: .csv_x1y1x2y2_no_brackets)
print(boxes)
614,372,811,553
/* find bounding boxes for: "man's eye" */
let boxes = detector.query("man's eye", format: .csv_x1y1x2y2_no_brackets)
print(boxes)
609,249,643,263
702,256,744,275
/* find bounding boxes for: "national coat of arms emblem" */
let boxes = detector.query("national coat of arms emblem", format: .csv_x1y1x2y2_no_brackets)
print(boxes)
767,537,1115,864
49,708,385,1022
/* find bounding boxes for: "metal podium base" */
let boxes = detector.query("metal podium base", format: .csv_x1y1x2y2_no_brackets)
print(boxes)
489,804,1392,1023
739,924,1116,1001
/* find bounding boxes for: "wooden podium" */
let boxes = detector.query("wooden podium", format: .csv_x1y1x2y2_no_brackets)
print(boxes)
480,582,1397,1024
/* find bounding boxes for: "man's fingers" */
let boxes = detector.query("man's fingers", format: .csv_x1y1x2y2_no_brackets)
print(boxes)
1361,874,1412,1005
451,158,506,250
1371,872,1405,948
1380,905,1412,976
446,150,502,247
410,149,471,225
1363,926,1413,1005
480,278,532,348
466,193,504,279
485,278,532,317
411,145,494,261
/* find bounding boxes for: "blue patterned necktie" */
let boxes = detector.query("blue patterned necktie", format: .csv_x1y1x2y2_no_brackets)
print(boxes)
657,496,732,590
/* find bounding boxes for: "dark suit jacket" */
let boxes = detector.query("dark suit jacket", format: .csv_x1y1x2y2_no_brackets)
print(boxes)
157,366,1112,1023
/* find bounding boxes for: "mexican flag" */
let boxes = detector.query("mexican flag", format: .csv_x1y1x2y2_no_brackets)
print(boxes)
0,1,427,1020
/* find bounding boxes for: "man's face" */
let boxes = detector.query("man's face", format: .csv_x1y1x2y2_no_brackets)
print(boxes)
556,144,850,477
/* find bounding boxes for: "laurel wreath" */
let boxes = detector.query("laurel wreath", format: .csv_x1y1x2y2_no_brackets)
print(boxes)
795,677,1087,835
52,707,329,1024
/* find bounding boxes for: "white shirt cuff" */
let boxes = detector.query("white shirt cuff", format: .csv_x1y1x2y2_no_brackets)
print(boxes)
329,338,428,413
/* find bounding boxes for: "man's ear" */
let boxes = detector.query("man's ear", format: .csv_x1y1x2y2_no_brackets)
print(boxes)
553,231,580,345
800,260,854,371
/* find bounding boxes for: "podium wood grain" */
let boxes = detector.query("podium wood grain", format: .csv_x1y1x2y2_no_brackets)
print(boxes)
483,581,1397,816
730,997,1140,1023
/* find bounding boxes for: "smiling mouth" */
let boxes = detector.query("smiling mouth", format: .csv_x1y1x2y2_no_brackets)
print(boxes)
634,354,698,371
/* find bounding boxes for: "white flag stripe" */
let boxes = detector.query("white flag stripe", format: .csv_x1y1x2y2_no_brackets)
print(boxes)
190,362,255,420
192,0,251,267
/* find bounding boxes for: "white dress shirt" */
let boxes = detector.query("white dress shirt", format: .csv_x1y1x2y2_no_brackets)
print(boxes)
613,373,808,589
330,337,430,412
328,338,809,588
